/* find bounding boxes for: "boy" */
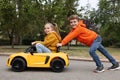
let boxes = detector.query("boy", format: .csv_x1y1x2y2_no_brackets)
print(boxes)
57,14,120,73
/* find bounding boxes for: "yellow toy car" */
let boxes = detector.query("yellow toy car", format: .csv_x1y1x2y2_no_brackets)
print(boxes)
6,46,69,72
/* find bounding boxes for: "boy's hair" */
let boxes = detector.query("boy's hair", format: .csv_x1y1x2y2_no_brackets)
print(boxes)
68,14,80,21
68,15,97,32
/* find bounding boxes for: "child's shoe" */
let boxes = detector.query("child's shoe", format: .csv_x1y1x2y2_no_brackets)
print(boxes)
108,62,120,70
94,65,105,73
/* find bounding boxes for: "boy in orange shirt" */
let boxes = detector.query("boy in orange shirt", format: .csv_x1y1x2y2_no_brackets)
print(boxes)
57,15,120,73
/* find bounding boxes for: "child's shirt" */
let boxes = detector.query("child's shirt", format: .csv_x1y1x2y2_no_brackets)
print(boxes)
35,31,61,52
61,20,98,46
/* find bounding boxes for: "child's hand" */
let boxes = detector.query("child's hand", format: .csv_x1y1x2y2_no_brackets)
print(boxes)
57,43,62,47
31,42,36,45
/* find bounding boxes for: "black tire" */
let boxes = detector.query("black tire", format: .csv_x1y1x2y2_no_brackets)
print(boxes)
11,58,26,72
51,59,64,72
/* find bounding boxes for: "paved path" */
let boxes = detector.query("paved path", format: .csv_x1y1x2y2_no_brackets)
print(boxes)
1,56,120,80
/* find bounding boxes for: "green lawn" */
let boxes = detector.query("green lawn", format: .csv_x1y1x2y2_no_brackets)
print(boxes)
0,45,28,53
0,45,120,61
61,46,120,61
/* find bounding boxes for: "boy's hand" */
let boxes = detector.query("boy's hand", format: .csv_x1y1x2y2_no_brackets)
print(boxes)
57,43,62,47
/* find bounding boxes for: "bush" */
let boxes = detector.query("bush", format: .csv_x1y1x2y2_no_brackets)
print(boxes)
22,39,35,45
0,39,10,45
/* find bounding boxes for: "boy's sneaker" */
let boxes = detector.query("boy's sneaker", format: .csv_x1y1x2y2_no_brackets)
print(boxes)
107,62,120,70
94,65,105,73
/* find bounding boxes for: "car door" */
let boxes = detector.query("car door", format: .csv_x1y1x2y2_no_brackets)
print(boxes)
27,53,47,67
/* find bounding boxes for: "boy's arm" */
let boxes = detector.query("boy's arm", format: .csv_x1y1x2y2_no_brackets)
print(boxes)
61,26,82,46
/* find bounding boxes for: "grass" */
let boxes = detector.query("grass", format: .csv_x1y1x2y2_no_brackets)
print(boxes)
0,45,120,61
61,46,120,61
0,45,28,53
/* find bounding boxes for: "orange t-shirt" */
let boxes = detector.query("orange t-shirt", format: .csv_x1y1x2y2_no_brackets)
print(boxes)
61,20,98,46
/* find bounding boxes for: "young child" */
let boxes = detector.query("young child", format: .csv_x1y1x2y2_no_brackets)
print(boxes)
32,22,61,53
57,14,120,73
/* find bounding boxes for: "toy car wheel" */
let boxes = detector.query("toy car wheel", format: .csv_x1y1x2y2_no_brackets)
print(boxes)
51,59,64,72
11,58,26,72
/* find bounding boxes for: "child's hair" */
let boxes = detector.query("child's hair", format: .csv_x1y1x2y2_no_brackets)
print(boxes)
68,14,80,21
45,23,60,35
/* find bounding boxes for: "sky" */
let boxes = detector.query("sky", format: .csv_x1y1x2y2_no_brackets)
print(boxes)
78,0,99,10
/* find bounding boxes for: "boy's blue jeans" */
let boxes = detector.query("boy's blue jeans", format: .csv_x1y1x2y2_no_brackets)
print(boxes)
35,43,51,53
89,35,117,67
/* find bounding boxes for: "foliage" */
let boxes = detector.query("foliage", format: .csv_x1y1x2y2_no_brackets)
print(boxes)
1,0,120,48
0,0,80,47
90,0,120,47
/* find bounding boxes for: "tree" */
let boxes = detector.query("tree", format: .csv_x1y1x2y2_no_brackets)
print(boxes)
90,0,120,47
0,0,80,48
0,0,17,48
